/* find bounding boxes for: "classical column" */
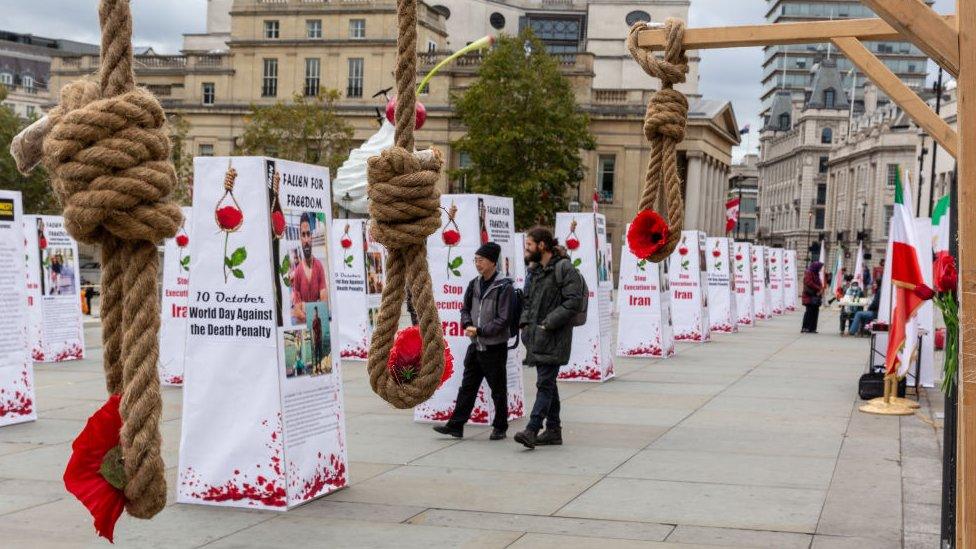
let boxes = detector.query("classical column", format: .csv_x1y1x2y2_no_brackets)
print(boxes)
685,151,704,230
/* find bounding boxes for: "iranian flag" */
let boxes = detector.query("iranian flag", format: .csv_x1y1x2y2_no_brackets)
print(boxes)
932,195,950,259
818,240,826,288
725,196,740,234
885,168,926,377
853,240,864,286
832,251,844,299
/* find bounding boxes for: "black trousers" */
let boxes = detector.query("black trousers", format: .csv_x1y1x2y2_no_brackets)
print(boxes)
802,304,820,333
527,364,561,433
447,344,509,432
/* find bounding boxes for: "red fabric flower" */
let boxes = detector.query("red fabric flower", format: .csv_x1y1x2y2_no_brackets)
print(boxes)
387,326,453,387
340,237,353,249
565,237,580,251
913,284,936,301
271,210,286,238
216,205,243,231
63,394,126,543
627,210,669,260
442,229,461,246
39,237,48,250
175,234,189,248
934,253,958,293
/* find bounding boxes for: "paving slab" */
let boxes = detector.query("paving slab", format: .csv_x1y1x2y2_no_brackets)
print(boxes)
409,509,675,542
665,524,813,548
507,533,716,549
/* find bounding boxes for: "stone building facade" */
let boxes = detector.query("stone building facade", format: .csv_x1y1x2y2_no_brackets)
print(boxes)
0,30,97,119
729,153,759,242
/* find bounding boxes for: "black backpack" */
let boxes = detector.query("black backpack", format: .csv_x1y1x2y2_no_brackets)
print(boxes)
505,283,524,349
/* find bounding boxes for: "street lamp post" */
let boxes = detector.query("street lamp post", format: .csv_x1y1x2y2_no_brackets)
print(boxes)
341,191,352,219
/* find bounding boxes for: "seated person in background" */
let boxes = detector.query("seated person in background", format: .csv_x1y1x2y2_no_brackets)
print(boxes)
849,285,881,336
840,280,864,335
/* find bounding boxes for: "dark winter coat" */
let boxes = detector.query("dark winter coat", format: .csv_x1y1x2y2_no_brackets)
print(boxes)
519,254,585,366
460,273,514,350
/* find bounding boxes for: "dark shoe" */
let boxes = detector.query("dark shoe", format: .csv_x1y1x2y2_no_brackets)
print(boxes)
489,428,507,440
514,429,537,449
433,425,462,438
536,427,562,446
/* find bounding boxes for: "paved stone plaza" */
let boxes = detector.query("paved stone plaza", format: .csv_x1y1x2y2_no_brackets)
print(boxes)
0,311,944,548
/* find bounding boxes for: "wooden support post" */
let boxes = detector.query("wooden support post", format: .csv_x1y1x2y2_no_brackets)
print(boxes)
831,37,959,158
860,0,960,78
957,1,975,543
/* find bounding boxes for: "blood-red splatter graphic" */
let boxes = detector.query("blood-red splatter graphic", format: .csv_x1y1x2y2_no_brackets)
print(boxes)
163,375,184,386
710,322,736,333
51,342,84,362
0,367,34,418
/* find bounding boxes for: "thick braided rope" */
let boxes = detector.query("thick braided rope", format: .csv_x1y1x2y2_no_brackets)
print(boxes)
41,0,179,519
626,19,689,262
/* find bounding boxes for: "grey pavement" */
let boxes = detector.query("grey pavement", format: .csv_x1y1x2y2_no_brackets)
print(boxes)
0,310,944,548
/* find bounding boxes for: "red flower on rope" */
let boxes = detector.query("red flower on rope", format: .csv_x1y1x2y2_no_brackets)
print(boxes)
627,210,669,260
271,211,286,239
387,326,453,388
63,394,127,543
216,206,243,231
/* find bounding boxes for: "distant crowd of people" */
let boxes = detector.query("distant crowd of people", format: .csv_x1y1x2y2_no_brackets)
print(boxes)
801,257,885,335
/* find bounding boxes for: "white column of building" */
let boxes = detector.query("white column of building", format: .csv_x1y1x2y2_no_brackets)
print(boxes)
685,151,703,230
703,155,715,234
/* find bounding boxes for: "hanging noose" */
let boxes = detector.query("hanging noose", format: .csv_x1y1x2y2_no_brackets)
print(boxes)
364,0,446,408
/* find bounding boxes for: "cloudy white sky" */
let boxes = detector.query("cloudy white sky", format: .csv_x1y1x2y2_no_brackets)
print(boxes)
2,0,957,161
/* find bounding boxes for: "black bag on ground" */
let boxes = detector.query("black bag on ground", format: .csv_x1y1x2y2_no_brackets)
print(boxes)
857,372,907,400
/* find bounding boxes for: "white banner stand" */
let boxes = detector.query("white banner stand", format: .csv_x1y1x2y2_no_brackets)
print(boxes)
415,194,526,421
733,241,755,326
783,249,799,312
706,237,738,333
159,207,192,386
364,223,387,358
0,191,36,427
768,247,786,315
178,157,348,509
752,245,771,320
24,215,85,363
616,225,675,357
667,230,710,342
332,220,370,361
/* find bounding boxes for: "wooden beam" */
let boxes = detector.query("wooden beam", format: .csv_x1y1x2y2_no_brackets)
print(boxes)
956,0,975,543
860,0,960,77
831,37,958,158
636,15,957,50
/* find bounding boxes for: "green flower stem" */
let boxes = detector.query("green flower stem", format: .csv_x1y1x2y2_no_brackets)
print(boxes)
937,291,960,393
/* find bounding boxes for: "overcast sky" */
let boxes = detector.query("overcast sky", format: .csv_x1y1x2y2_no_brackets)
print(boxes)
2,0,957,162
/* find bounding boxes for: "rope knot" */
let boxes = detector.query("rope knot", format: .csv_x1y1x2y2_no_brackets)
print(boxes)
644,88,688,142
42,79,182,245
367,146,443,250
626,19,689,87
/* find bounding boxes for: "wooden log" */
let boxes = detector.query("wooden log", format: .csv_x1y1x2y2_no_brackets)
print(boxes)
860,0,959,77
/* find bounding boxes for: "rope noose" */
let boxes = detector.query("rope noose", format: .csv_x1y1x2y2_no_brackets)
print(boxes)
626,19,690,262
41,0,179,519
365,0,446,408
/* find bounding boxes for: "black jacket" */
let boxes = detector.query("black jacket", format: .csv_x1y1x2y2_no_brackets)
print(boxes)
460,274,514,350
519,254,585,366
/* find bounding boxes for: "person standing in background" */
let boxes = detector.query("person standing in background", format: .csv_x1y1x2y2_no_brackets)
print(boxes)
801,261,825,333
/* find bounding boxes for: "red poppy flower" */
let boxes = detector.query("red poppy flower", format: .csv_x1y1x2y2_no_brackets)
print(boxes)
340,237,353,249
627,210,669,260
565,237,580,251
770,257,777,264
711,249,721,258
679,247,688,256
913,284,936,301
442,229,461,246
387,326,453,387
39,237,48,250
934,253,958,293
735,254,743,261
175,234,189,248
63,394,127,543
271,210,286,238
216,205,243,231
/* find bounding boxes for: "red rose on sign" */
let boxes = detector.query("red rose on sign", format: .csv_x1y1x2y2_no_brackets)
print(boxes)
735,254,743,261
39,237,47,250
678,246,689,256
626,210,669,260
914,284,936,301
934,253,958,293
175,234,189,248
216,205,243,231
340,236,352,249
770,257,777,264
712,249,721,258
565,237,580,251
387,326,453,387
442,229,461,246
63,394,127,542
271,210,286,238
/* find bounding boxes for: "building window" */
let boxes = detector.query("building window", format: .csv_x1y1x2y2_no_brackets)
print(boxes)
823,88,835,108
0,72,12,86
199,143,215,157
26,105,36,117
886,163,899,187
818,156,829,174
304,58,320,97
22,75,35,93
817,183,827,204
815,208,825,229
778,113,790,130
596,154,615,202
262,58,278,97
489,12,506,30
306,19,322,39
625,10,651,26
264,20,280,39
202,82,215,105
821,127,832,144
347,58,364,98
349,19,366,39
883,205,894,235
427,40,437,53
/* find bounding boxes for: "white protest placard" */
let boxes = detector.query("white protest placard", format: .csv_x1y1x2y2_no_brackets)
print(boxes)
733,241,755,326
415,195,526,422
178,157,347,510
616,226,674,358
159,207,192,386
364,223,387,356
24,215,85,362
783,249,798,312
332,219,370,361
768,248,786,315
667,230,710,342
552,212,615,381
751,245,771,320
0,191,36,427
706,237,737,333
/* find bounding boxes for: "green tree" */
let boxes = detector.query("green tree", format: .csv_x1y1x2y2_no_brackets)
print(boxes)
168,113,193,206
0,88,58,214
239,89,354,173
450,32,595,228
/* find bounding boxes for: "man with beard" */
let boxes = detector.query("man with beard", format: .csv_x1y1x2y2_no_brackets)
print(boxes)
514,227,585,449
291,212,328,324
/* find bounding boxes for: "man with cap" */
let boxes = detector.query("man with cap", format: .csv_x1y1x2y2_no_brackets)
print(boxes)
434,241,514,440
